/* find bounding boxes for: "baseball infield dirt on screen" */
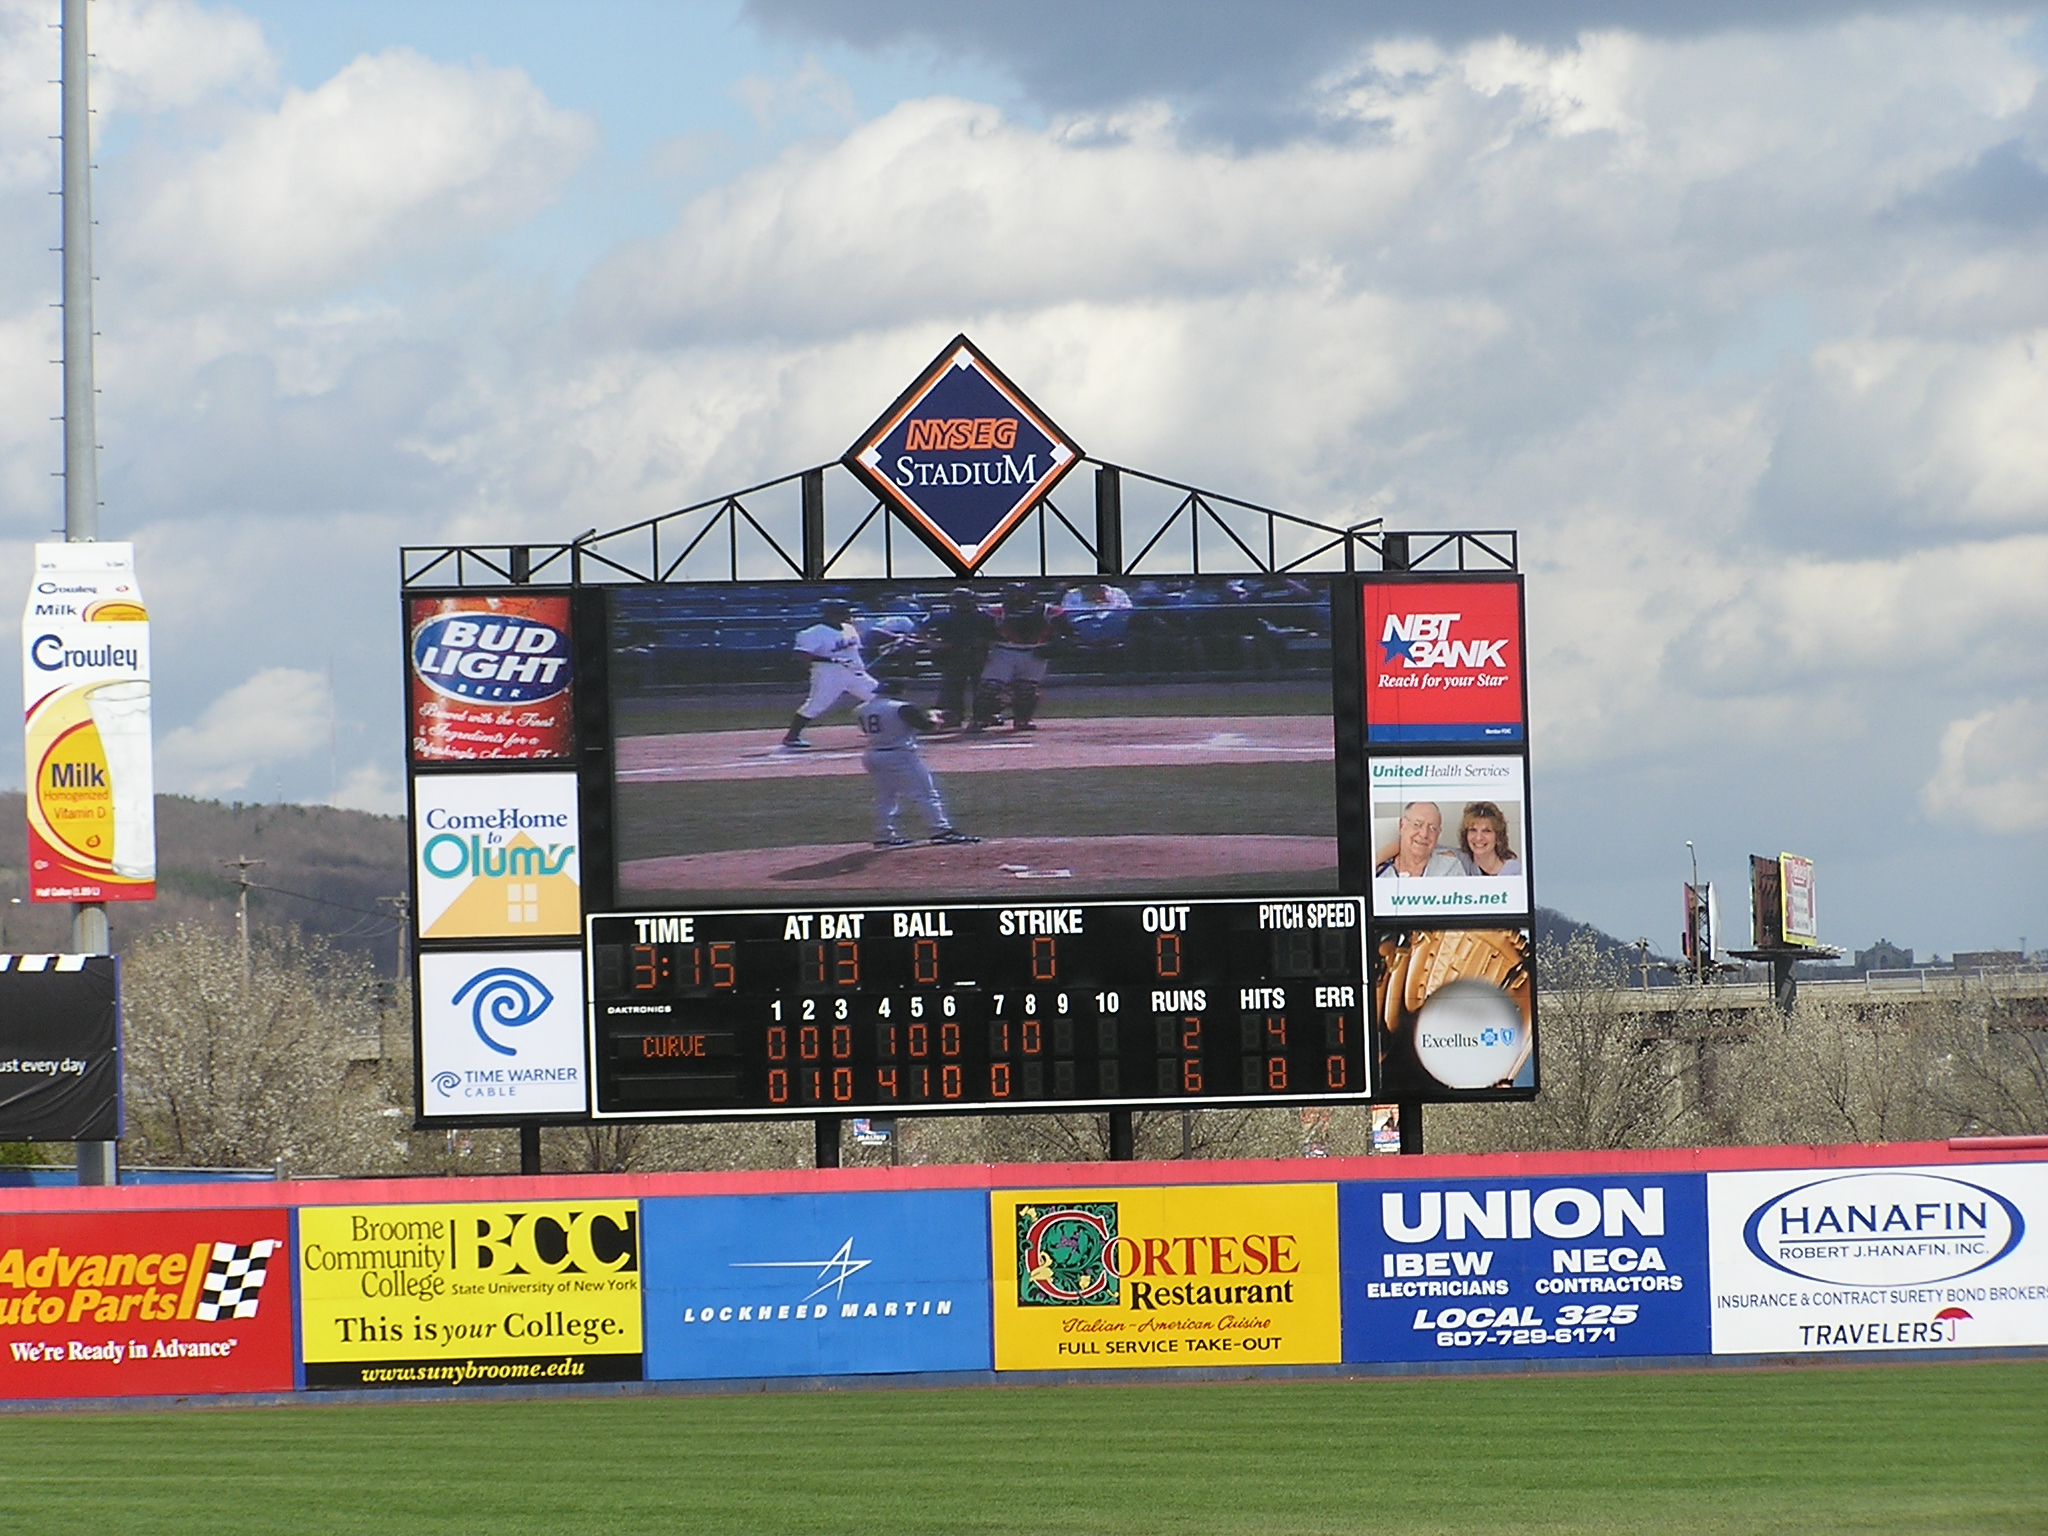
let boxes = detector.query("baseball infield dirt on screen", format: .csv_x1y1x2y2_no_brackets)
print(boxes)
992,1183,1341,1370
297,1201,643,1388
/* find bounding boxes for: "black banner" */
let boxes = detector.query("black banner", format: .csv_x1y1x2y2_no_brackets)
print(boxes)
0,955,120,1140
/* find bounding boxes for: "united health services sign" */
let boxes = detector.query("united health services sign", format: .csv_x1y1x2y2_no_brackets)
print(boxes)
1708,1164,2048,1354
844,335,1082,574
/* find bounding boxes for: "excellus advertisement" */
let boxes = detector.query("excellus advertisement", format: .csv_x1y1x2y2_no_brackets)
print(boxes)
991,1183,1341,1370
21,542,154,902
297,1201,642,1389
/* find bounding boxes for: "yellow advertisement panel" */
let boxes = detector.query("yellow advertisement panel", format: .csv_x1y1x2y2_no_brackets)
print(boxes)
297,1200,641,1389
991,1183,1340,1371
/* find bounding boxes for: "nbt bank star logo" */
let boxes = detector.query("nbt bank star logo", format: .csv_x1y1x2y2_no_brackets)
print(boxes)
844,334,1081,574
1378,612,1507,671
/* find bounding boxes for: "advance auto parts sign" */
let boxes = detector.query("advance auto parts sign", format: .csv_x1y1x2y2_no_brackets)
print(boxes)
1,1209,292,1400
1709,1164,2048,1355
298,1201,641,1389
22,541,155,902
990,1183,1340,1370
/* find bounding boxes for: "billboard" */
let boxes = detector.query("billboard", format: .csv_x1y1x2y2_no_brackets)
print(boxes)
1,1208,293,1399
990,1182,1341,1370
407,594,574,761
297,1199,642,1388
607,577,1340,908
1779,854,1819,947
412,772,581,940
417,949,588,1119
641,1191,992,1379
1707,1164,2048,1355
1366,756,1529,919
1360,577,1523,744
1340,1173,1709,1363
0,954,119,1140
1373,927,1536,1098
22,541,154,902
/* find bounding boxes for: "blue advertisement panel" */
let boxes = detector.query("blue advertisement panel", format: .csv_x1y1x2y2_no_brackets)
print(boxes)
642,1191,992,1380
1340,1172,1710,1363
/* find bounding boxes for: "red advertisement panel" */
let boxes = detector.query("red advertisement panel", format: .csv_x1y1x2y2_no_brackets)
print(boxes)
408,594,574,761
1361,578,1524,744
0,1208,293,1399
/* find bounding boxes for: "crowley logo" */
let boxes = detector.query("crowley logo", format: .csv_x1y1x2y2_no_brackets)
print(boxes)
674,1238,957,1324
1742,1173,2025,1287
1017,1203,1118,1307
410,612,570,704
844,334,1081,574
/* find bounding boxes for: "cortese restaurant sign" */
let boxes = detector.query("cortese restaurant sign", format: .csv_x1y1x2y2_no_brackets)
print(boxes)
21,542,155,902
843,334,1082,574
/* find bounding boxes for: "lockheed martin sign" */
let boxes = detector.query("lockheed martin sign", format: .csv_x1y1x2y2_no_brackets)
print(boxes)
843,335,1081,573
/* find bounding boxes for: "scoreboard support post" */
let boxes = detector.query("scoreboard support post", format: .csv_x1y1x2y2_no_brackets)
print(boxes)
1398,1101,1423,1156
814,1116,841,1169
519,1123,541,1175
1108,1108,1134,1161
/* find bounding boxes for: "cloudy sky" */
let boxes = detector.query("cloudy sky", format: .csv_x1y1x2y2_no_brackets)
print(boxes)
1,0,2043,958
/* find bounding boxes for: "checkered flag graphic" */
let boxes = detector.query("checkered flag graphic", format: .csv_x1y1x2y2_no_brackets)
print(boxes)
194,1239,279,1321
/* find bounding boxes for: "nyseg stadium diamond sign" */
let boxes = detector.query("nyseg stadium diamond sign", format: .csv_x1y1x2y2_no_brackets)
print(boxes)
844,334,1082,573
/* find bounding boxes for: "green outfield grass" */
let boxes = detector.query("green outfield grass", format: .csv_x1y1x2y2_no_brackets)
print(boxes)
617,762,1338,858
6,1362,2043,1534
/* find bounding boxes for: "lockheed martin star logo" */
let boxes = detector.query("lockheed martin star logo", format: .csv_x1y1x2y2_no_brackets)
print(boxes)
730,1237,873,1302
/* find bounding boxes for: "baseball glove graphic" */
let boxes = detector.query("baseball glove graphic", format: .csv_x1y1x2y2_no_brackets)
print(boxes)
1377,928,1533,1035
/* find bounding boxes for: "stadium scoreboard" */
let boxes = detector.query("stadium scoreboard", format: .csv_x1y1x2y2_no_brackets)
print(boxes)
587,897,1369,1118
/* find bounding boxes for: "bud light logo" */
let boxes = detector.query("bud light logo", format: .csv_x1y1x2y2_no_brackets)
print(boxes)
452,966,555,1056
411,613,571,704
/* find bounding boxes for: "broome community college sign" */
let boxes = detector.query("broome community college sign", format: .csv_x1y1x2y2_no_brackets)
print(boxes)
843,334,1082,573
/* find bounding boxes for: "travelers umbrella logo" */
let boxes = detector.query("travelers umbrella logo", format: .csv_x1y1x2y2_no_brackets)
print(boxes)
1016,1202,1118,1307
844,334,1082,574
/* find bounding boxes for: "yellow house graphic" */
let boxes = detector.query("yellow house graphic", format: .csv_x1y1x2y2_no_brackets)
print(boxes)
421,831,580,939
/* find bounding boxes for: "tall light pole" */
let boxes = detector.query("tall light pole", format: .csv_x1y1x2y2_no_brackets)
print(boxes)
1685,840,1700,983
62,0,116,1188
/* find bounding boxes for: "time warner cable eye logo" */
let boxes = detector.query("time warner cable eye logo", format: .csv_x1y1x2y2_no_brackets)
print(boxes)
1017,1203,1118,1307
1379,613,1507,669
452,967,554,1056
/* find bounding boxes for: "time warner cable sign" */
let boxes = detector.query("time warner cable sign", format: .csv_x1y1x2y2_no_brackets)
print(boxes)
1708,1164,2048,1354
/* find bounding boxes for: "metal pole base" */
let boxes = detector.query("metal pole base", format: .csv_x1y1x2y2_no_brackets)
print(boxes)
1398,1102,1424,1155
814,1116,840,1169
1108,1109,1135,1161
76,1140,116,1186
519,1124,542,1176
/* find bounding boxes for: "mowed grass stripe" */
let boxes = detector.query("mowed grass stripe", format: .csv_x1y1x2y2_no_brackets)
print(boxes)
5,1362,2043,1535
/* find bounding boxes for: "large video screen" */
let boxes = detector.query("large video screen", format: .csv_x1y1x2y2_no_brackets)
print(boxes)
606,577,1340,907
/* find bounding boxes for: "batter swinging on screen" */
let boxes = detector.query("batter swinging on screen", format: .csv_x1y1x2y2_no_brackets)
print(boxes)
856,666,980,848
781,599,876,751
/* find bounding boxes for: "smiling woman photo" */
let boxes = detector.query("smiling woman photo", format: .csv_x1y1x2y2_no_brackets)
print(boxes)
1458,801,1523,878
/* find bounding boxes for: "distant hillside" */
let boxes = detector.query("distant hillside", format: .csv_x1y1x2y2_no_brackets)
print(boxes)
0,794,408,973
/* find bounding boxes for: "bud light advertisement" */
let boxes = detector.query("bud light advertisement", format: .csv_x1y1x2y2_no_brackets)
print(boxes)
408,595,574,761
1339,1174,1710,1363
641,1191,992,1380
1361,576,1524,744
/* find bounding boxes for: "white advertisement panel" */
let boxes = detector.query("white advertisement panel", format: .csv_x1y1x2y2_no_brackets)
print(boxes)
1368,756,1529,920
21,542,155,902
412,771,581,939
417,948,588,1118
1708,1163,2048,1355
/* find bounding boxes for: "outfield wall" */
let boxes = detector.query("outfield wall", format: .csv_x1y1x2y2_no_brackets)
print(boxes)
3,1141,2044,1403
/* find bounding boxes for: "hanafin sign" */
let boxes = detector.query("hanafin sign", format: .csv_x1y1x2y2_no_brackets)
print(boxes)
844,335,1081,573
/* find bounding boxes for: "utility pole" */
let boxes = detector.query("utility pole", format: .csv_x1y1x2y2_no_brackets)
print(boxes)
62,0,114,1188
377,893,410,983
223,857,264,976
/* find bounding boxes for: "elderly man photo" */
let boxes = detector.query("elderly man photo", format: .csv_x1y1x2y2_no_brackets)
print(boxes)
1374,802,1466,878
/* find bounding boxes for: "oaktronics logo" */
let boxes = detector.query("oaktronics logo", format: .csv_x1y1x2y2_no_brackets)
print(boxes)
453,966,554,1056
410,612,571,705
671,1238,959,1325
2,1238,276,1327
1742,1173,2024,1287
1377,613,1507,671
1017,1203,1118,1307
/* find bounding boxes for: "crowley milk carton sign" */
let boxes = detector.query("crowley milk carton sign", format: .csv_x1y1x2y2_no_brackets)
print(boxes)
21,543,155,902
1708,1164,2048,1354
843,335,1081,573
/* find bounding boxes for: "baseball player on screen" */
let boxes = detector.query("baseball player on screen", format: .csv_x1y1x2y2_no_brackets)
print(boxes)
856,666,980,847
971,584,1060,733
780,599,877,751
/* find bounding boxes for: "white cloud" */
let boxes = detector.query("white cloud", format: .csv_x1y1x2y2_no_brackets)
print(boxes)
1923,699,2048,833
154,666,329,796
124,47,597,296
330,760,402,816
